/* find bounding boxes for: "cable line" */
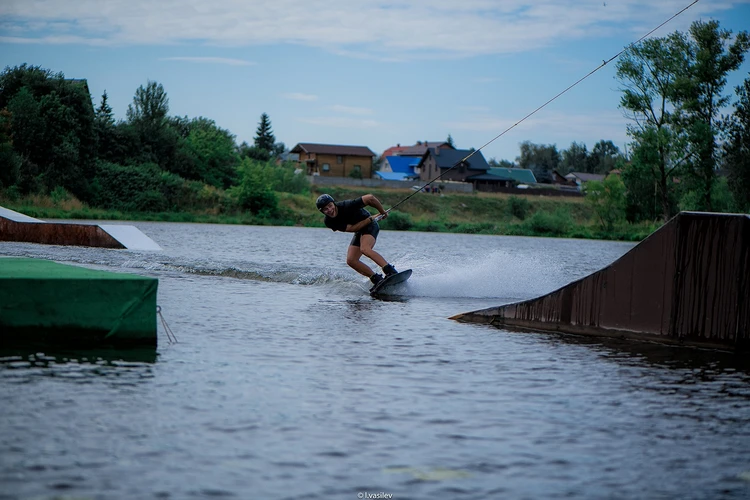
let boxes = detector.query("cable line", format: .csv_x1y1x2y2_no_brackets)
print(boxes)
380,0,702,217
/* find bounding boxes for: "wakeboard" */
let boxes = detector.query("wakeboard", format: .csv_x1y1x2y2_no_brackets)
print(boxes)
370,269,412,296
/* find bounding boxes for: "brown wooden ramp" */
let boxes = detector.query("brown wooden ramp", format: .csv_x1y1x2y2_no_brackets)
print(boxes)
0,206,161,250
451,212,750,353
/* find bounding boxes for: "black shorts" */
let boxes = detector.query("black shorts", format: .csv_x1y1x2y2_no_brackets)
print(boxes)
350,221,379,247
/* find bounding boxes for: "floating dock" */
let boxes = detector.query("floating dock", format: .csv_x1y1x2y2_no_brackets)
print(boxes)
0,206,161,250
0,257,158,347
452,212,750,353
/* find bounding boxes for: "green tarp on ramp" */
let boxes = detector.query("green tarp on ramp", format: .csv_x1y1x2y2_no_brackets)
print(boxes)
0,258,158,347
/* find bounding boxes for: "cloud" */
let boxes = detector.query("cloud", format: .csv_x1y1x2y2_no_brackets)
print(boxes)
0,0,736,59
0,34,112,45
282,92,318,101
331,104,373,115
160,56,255,66
298,116,379,128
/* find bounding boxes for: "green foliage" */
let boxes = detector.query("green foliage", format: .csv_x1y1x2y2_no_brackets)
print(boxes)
560,142,589,176
272,163,310,194
0,66,97,199
125,80,178,170
710,177,734,213
126,80,169,126
0,64,59,109
50,185,72,204
590,140,623,174
0,109,21,188
95,91,118,161
618,20,749,214
679,176,734,213
522,209,573,236
231,159,280,216
178,117,239,188
90,161,170,212
381,211,413,230
616,34,686,221
254,113,275,154
517,141,559,182
238,142,271,162
506,195,530,220
95,90,115,128
584,175,626,231
488,158,515,169
724,76,750,212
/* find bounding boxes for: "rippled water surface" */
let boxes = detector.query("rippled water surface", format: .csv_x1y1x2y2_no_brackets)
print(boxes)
2,222,750,500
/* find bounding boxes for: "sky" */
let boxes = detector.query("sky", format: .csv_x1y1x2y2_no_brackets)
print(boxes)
1,0,749,163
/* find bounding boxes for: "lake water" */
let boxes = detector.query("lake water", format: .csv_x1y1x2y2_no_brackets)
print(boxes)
2,222,750,500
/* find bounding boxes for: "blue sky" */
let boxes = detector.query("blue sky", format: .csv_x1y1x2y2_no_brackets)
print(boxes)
1,0,749,163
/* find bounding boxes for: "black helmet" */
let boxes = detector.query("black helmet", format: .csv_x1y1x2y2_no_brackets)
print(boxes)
316,194,334,211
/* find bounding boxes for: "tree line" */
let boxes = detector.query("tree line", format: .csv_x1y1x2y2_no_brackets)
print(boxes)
0,65,302,216
488,20,750,224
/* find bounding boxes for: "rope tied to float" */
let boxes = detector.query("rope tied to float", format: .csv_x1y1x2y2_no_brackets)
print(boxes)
374,0,702,220
157,305,178,344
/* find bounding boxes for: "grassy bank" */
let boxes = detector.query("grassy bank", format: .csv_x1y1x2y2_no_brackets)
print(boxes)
0,187,661,242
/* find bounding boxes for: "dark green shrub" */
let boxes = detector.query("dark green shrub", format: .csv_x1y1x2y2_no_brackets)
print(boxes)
524,209,572,236
382,210,413,230
507,195,531,220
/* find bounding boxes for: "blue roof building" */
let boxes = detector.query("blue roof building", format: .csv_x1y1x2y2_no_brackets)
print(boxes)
375,156,420,181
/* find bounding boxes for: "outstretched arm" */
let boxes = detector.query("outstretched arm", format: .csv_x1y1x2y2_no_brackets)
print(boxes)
362,194,388,218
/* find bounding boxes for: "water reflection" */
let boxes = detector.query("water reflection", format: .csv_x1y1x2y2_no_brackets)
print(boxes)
0,346,157,369
547,330,750,372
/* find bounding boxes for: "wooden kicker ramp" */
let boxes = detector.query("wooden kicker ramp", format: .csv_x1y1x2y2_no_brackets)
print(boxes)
452,212,750,353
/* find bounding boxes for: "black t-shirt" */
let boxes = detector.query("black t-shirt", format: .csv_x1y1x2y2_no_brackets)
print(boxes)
324,197,370,232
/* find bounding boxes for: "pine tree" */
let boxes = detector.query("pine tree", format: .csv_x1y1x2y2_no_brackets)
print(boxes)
254,113,276,153
95,91,115,128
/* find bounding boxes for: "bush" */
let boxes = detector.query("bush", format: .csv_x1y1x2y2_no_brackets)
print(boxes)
90,161,167,211
381,210,413,230
507,196,531,220
231,159,279,216
524,209,573,236
272,162,310,194
49,186,71,204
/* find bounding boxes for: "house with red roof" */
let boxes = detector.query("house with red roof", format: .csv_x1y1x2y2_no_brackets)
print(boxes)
381,141,454,159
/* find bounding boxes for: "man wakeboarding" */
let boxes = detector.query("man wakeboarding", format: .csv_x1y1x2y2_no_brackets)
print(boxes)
316,193,399,291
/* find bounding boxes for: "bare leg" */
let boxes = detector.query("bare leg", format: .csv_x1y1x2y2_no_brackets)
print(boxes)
359,234,388,268
346,245,375,277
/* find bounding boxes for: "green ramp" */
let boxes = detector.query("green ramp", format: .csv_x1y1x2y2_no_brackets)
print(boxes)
0,258,158,347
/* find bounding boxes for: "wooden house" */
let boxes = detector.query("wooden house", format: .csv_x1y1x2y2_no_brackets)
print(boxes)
291,143,376,178
416,147,490,183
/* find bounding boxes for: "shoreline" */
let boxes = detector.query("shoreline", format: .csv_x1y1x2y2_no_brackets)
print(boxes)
0,187,661,242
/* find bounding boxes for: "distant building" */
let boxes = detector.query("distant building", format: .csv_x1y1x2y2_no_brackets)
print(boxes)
290,143,376,177
382,141,454,159
467,167,538,192
380,143,410,158
566,172,606,189
416,147,490,183
375,156,420,181
551,170,576,186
